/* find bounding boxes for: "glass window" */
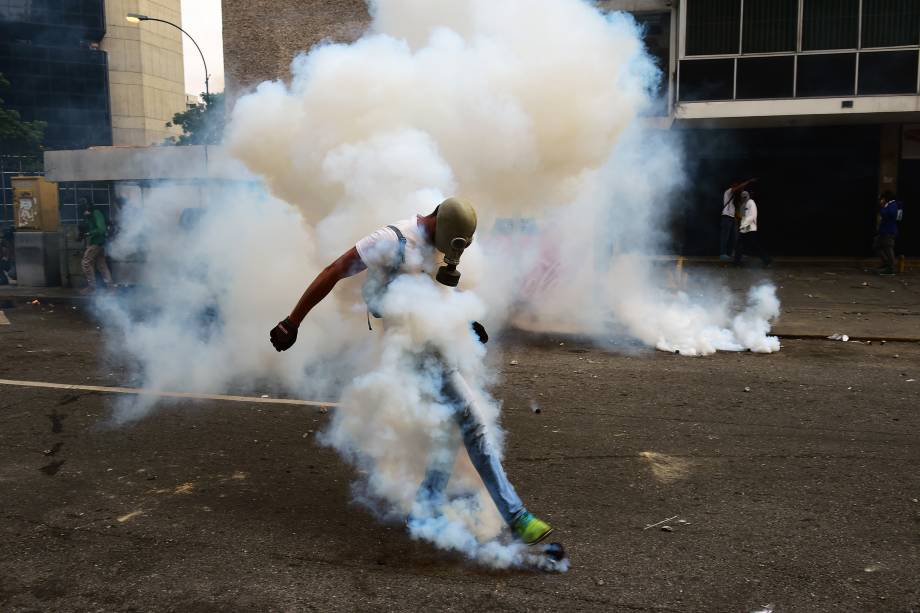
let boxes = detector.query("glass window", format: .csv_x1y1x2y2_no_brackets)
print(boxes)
634,11,672,116
742,0,798,53
686,0,741,55
679,58,735,101
858,50,919,94
862,0,920,48
737,56,795,98
796,53,856,96
803,0,859,50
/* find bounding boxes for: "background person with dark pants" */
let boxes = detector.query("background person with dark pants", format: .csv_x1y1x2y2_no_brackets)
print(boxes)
734,191,772,268
875,192,900,276
720,178,756,261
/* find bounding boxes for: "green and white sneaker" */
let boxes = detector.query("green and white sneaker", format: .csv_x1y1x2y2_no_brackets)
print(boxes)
512,512,553,545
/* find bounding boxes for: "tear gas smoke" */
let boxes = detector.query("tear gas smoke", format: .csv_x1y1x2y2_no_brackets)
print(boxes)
99,0,780,569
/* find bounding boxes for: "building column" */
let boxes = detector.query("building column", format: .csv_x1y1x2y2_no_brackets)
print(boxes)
878,124,900,196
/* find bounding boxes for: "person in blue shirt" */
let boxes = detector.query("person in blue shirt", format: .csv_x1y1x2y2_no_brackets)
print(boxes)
875,192,900,276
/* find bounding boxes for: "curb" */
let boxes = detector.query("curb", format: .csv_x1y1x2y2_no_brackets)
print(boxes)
776,333,920,344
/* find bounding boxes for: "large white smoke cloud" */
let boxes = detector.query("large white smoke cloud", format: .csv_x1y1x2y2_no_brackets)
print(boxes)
100,0,779,568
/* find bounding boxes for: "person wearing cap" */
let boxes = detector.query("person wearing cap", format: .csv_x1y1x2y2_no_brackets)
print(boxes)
269,198,554,546
733,191,772,267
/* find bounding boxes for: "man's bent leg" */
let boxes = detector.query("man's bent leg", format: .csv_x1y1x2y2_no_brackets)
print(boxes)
81,246,99,288
414,424,461,514
880,235,896,273
441,369,525,526
720,216,736,258
97,247,113,286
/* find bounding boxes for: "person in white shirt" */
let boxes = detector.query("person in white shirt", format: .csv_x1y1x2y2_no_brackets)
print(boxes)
733,191,772,267
720,178,756,261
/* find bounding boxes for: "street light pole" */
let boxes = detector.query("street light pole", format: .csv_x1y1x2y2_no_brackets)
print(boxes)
126,13,210,100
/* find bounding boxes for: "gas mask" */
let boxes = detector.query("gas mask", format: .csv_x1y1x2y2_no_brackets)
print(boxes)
433,197,477,287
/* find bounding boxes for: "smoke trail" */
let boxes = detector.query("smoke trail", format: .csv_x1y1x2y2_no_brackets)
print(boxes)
97,0,781,567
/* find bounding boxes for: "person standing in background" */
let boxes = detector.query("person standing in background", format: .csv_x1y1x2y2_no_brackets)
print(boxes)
875,192,900,276
720,178,756,261
733,191,772,268
78,199,114,294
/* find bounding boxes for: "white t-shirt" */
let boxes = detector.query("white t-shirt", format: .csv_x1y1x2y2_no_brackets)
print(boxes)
739,200,758,233
721,189,735,217
355,216,437,275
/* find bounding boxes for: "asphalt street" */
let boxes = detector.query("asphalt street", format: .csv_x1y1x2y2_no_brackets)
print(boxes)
1,269,919,612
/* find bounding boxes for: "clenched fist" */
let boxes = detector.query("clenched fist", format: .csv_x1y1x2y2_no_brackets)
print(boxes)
270,317,299,351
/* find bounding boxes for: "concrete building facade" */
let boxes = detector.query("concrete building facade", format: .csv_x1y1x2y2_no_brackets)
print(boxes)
102,0,186,146
0,0,186,149
221,0,370,101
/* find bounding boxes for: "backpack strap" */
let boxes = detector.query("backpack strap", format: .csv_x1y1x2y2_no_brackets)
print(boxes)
387,225,407,272
367,225,408,331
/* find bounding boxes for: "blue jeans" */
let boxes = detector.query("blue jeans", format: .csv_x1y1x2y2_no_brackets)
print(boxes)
415,365,526,526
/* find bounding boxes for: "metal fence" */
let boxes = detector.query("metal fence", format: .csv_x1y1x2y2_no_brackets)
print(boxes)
0,155,113,229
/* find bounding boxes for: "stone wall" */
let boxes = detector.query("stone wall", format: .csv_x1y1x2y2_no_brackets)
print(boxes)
221,0,371,104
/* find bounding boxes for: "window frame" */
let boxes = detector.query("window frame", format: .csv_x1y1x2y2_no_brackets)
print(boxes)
677,0,920,103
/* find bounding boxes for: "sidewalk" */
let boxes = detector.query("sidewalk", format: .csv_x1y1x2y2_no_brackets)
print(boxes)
2,263,918,341
0,284,94,306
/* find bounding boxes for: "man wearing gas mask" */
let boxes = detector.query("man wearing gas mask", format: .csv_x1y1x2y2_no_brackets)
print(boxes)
269,197,553,546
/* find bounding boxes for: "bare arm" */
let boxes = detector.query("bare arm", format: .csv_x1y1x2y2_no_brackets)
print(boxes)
730,178,757,193
288,246,366,325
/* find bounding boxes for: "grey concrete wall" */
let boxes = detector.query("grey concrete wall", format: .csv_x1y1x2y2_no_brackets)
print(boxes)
221,0,371,103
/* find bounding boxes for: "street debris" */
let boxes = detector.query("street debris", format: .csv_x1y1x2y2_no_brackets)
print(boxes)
116,510,144,523
530,402,541,414
827,333,849,342
643,515,678,530
660,525,673,532
750,605,774,613
42,443,63,457
509,360,519,366
744,386,751,392
906,379,916,383
30,299,39,305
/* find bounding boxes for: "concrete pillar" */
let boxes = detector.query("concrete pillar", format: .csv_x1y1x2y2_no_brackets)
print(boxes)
14,232,62,287
879,124,900,196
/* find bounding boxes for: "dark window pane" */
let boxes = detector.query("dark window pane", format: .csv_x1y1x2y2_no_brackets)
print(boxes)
686,0,741,55
803,0,859,50
742,0,797,53
634,11,671,116
679,59,735,101
858,50,919,94
862,0,920,47
737,56,794,98
796,53,856,96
